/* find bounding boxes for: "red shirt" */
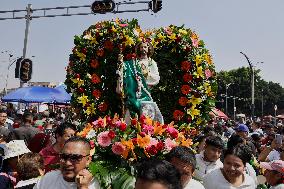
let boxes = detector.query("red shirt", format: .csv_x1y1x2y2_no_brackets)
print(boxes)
39,145,60,172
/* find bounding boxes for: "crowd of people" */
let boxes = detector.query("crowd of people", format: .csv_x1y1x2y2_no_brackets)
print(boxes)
1,103,284,189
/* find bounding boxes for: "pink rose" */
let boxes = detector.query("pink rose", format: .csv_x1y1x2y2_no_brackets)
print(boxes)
112,142,125,155
97,131,111,147
191,38,199,47
166,127,179,138
149,138,158,147
164,138,177,151
205,69,212,79
142,124,154,135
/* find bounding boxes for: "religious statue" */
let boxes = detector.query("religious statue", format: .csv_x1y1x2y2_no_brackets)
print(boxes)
116,41,164,123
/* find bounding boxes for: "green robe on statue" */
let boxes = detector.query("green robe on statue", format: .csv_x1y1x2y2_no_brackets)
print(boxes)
123,59,151,116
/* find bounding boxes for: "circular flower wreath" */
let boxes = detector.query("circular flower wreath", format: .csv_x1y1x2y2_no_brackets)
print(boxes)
65,18,217,129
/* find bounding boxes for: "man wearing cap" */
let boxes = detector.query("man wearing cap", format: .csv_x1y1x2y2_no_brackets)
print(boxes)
260,160,284,189
235,124,257,155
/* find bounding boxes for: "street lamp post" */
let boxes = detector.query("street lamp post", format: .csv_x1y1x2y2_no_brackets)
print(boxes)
225,83,232,116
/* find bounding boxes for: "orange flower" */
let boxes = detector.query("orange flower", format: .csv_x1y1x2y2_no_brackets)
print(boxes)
121,139,135,159
104,40,114,51
91,74,101,84
92,89,101,99
77,123,93,137
181,85,191,95
181,61,191,71
181,138,193,147
98,102,108,112
153,122,165,136
179,97,188,106
137,134,150,149
173,110,184,121
90,59,99,69
97,49,104,57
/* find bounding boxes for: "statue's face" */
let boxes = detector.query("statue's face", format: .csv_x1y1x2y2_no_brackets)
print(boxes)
139,43,149,56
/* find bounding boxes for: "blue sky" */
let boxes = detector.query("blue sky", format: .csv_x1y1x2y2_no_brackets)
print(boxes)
1,0,284,90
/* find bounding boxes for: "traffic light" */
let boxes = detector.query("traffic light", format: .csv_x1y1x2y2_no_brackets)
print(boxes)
152,0,162,13
15,57,23,78
19,58,32,82
91,0,115,14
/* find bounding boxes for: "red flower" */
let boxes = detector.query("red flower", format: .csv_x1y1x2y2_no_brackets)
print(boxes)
167,127,179,139
183,73,193,83
139,132,146,137
90,59,99,69
146,145,158,155
156,141,164,151
140,115,146,124
131,118,137,126
173,110,184,121
89,140,95,148
81,48,87,54
126,53,137,60
75,73,80,78
132,138,138,145
108,130,116,139
91,74,101,84
181,85,191,95
181,61,191,71
98,102,108,112
92,89,101,99
179,97,188,106
119,122,127,132
78,87,85,93
97,49,104,57
104,40,114,51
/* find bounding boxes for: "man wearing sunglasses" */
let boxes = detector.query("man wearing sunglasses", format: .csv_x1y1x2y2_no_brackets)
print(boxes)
34,136,100,189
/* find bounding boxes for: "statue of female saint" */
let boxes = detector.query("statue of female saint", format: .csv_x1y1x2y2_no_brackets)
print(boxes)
116,41,164,123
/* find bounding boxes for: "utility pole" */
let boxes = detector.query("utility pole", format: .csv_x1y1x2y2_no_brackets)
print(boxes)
225,83,232,116
20,4,32,88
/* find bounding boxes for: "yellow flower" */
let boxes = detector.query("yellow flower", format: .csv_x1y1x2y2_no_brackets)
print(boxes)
194,55,203,66
204,53,213,65
168,33,177,42
204,82,212,95
196,66,203,78
196,118,202,125
124,35,134,46
187,107,200,120
111,26,117,32
189,96,202,107
71,78,84,87
181,138,193,147
157,33,166,42
76,51,86,62
77,94,89,106
85,103,96,115
83,32,92,40
178,29,187,35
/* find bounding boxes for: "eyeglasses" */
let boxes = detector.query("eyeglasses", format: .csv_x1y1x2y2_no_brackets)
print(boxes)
59,153,89,163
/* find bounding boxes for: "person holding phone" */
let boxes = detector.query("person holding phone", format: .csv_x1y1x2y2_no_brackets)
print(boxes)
34,137,100,189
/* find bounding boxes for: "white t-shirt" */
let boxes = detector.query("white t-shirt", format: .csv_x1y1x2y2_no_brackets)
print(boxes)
33,170,100,189
203,168,256,189
268,150,280,161
194,152,223,181
270,184,284,189
184,178,205,189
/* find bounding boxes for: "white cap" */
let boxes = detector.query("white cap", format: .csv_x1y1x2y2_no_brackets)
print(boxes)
3,140,31,159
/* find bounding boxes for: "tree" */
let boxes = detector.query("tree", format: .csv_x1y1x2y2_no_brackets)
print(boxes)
216,67,284,118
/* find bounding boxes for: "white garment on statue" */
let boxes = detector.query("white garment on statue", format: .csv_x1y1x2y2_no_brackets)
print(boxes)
184,178,205,189
139,58,160,86
203,168,256,189
33,170,100,189
270,184,284,189
268,150,281,161
194,151,223,181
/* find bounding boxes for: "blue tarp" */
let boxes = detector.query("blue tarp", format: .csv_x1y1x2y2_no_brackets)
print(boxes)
1,86,71,103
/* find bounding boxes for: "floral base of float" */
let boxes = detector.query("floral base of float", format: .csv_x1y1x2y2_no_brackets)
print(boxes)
78,115,196,189
65,18,217,189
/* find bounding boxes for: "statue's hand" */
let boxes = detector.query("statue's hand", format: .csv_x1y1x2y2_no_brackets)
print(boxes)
118,54,124,63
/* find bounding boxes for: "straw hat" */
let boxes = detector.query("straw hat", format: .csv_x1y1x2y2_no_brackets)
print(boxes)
3,140,31,160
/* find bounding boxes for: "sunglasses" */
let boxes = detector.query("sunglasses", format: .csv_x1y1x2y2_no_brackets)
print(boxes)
59,153,89,163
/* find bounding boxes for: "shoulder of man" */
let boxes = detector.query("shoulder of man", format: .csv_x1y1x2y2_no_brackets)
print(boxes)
34,170,61,189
